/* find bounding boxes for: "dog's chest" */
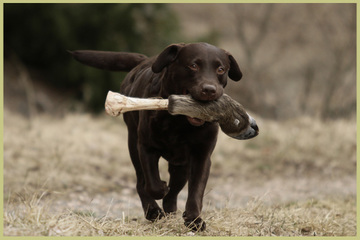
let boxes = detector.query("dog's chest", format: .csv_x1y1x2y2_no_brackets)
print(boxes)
144,113,218,164
150,115,196,146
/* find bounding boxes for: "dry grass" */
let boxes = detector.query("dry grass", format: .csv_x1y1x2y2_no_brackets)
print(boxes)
4,191,356,236
3,109,357,236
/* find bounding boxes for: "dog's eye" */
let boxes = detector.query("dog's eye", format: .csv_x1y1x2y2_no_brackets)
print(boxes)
188,63,199,71
217,66,225,75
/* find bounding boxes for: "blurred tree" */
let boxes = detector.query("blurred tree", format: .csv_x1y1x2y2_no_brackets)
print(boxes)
4,3,180,112
306,4,356,120
226,3,355,120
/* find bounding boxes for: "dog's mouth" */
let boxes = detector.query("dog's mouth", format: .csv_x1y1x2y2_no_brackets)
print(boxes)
186,116,205,126
182,89,206,126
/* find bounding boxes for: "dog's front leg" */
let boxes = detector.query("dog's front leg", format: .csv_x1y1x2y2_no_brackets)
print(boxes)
183,155,211,232
138,144,169,200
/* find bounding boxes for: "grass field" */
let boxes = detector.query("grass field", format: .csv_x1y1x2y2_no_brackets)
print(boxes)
3,109,357,236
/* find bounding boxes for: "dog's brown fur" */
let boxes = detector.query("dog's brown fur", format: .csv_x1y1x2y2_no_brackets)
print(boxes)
70,43,255,231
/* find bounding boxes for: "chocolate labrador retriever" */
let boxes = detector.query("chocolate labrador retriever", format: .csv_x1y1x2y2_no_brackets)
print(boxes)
70,42,258,231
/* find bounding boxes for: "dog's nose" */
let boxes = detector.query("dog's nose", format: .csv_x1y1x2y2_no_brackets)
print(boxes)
201,84,217,99
202,84,216,94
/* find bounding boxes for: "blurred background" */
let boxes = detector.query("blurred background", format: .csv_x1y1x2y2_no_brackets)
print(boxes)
4,3,356,120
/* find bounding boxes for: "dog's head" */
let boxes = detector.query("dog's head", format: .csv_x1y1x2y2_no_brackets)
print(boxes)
152,43,242,102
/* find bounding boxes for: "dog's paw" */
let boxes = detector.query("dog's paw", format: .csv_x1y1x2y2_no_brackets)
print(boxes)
184,218,206,232
183,212,206,232
163,195,177,214
145,207,165,222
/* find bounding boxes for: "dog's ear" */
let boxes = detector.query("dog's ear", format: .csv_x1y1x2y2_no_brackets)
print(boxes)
152,44,183,73
69,50,147,72
227,54,242,81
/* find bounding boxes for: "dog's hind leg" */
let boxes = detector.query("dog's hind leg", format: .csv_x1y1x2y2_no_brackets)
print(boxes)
163,163,189,214
137,145,169,201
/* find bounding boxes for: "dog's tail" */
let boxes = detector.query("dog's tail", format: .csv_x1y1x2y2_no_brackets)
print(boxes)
68,50,148,72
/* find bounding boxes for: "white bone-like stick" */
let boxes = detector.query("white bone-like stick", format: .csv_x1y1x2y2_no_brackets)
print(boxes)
105,91,168,116
105,91,258,140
